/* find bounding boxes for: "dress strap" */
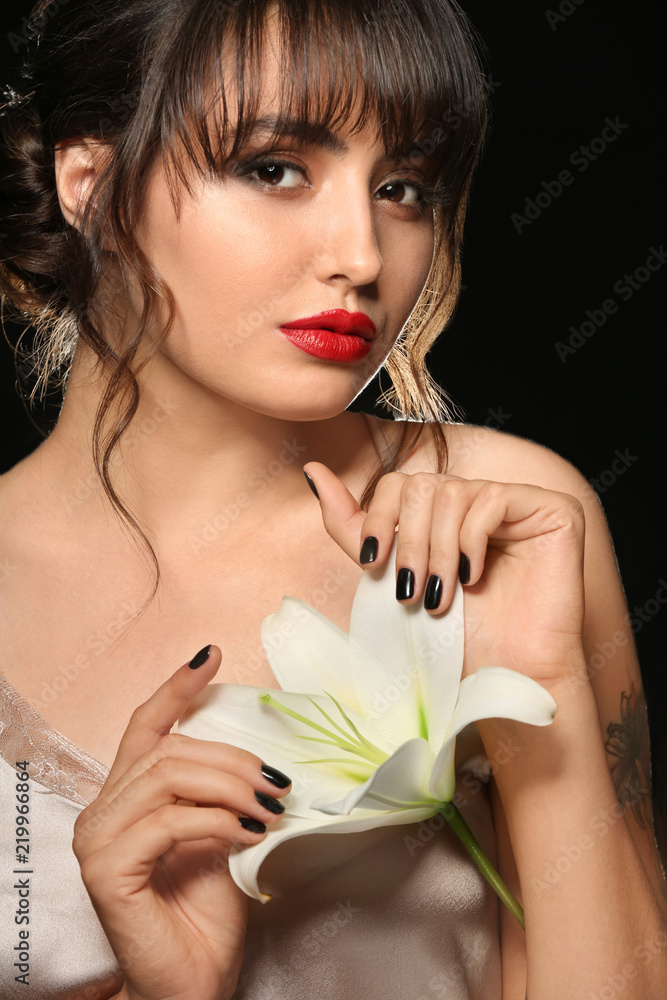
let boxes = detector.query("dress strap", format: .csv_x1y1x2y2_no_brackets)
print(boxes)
0,674,108,807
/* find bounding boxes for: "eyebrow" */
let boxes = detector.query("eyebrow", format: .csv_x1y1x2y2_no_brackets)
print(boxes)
241,113,425,164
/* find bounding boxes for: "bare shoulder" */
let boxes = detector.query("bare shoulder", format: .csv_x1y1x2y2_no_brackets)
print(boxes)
0,460,26,537
0,458,36,582
0,446,60,570
378,416,596,505
448,422,594,497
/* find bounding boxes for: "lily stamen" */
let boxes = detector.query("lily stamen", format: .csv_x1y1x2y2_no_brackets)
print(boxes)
259,691,388,766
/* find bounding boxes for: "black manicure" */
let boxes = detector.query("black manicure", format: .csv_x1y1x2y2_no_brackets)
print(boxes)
424,574,443,611
303,470,319,500
458,553,470,585
261,763,292,788
188,644,211,669
396,567,414,601
360,536,378,564
254,790,285,814
239,816,266,833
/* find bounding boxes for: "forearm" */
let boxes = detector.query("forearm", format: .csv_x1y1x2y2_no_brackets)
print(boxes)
477,667,667,998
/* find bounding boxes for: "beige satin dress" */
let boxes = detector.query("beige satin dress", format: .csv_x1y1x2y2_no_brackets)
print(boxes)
0,415,503,998
0,672,502,999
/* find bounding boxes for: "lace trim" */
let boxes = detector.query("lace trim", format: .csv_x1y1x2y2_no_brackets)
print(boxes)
0,674,109,807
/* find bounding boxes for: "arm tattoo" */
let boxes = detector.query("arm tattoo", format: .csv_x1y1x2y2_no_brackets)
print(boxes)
604,682,652,831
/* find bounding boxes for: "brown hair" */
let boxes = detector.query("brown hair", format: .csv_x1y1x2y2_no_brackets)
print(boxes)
0,0,488,617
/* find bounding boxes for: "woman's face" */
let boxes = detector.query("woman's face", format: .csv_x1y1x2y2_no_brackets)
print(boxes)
133,29,436,422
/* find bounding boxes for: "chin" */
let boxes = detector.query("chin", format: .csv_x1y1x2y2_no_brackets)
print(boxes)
240,380,367,423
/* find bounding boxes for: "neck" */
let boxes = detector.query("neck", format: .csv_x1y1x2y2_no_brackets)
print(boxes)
37,340,368,558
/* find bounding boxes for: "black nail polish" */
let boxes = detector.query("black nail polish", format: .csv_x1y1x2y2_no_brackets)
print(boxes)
360,536,378,564
303,470,319,500
254,790,285,814
188,644,211,669
458,553,470,585
424,574,443,611
239,816,266,833
261,763,292,788
396,567,414,601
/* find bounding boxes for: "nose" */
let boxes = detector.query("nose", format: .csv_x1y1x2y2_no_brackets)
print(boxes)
311,171,384,289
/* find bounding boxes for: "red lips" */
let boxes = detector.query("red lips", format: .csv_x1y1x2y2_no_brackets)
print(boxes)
280,309,376,340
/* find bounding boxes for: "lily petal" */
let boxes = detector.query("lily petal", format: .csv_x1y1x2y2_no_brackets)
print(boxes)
178,682,389,805
260,596,360,710
229,804,439,902
311,737,436,814
428,667,558,802
348,534,465,751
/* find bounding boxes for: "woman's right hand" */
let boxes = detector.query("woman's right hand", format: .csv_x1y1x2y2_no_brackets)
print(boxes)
72,644,291,1000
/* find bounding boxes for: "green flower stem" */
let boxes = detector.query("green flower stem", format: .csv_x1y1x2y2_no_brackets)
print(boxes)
439,803,525,930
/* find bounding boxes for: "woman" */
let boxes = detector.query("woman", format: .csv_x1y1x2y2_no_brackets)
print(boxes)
0,1,665,998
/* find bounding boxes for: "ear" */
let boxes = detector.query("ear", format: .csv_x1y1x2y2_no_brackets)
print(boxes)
54,136,112,239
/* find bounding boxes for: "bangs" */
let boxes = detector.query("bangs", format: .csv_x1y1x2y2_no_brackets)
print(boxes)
136,0,488,212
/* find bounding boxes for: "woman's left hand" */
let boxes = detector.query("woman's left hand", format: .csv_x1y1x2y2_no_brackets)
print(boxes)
303,462,587,687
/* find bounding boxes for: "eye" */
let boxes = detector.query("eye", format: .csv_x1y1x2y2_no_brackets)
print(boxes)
376,177,425,206
233,153,437,214
239,157,307,190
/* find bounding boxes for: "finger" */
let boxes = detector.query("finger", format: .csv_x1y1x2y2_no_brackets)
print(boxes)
104,644,222,790
422,478,479,613
80,802,267,902
303,460,408,567
75,760,287,852
302,460,368,563
458,482,555,585
392,474,437,604
86,733,292,829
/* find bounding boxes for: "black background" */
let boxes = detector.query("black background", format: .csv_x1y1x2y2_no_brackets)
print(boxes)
1,3,665,836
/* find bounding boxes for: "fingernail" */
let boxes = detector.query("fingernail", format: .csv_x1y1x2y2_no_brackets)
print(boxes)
396,567,414,601
360,536,378,564
424,574,443,611
261,763,292,788
254,790,285,814
239,816,266,833
458,553,470,585
303,470,319,500
188,644,211,669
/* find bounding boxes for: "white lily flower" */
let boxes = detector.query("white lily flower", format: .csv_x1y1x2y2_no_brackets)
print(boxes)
179,533,556,912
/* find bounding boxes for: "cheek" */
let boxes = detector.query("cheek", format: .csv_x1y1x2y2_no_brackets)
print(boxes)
382,221,435,326
142,197,300,344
